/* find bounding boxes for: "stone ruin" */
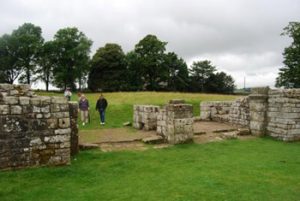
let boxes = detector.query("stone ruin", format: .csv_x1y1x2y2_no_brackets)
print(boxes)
133,100,193,144
0,84,78,170
200,87,300,141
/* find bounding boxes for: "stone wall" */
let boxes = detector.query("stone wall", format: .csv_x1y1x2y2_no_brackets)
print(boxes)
157,100,193,144
134,100,193,144
200,98,250,126
200,87,300,141
133,105,160,130
229,97,250,126
267,89,300,141
0,84,78,170
200,101,232,122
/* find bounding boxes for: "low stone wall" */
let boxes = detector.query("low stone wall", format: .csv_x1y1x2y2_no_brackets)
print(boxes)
200,87,300,141
0,84,78,170
200,101,232,122
134,100,193,144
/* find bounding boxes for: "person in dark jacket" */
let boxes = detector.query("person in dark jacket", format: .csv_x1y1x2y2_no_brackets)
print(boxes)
79,94,89,126
96,94,108,125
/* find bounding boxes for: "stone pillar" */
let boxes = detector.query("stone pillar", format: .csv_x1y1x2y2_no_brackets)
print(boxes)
133,105,160,130
69,101,79,156
249,87,269,136
163,100,194,144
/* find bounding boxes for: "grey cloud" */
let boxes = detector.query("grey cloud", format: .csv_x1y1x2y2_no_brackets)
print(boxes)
0,0,300,88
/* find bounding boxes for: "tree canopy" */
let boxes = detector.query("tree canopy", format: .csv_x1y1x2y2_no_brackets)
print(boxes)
51,27,92,90
0,23,236,94
88,43,126,91
276,22,300,88
12,23,44,84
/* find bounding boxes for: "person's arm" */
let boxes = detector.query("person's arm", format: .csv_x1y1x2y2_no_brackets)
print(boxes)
95,100,98,110
87,100,89,110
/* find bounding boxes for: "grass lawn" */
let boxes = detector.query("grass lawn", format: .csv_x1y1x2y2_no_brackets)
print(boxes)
37,91,240,130
0,138,299,201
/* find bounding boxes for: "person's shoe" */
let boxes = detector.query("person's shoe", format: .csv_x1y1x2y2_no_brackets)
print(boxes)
103,122,105,125
82,122,85,126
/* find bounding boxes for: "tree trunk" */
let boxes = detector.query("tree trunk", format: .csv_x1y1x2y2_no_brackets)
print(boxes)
46,82,49,92
26,69,30,84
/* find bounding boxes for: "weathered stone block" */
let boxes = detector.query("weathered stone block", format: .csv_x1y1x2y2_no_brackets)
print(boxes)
3,96,18,105
19,97,30,105
58,118,70,128
54,128,71,135
0,105,9,115
30,97,41,105
10,105,22,114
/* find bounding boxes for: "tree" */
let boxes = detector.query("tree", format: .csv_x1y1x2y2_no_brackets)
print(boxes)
189,60,216,92
52,27,92,90
88,43,126,92
276,22,300,88
0,34,22,84
35,41,56,91
205,72,235,93
11,23,44,84
164,52,189,91
125,51,144,91
134,34,168,91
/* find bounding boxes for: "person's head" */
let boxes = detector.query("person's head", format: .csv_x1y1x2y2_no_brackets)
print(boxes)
81,94,86,100
77,92,82,97
99,94,104,99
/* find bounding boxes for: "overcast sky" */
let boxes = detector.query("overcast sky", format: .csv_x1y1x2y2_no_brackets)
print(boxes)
1,0,299,88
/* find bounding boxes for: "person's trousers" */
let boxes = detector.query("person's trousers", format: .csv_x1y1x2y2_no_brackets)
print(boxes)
99,109,105,123
80,110,89,123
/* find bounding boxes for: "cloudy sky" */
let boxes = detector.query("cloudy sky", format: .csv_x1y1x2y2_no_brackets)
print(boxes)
1,0,300,88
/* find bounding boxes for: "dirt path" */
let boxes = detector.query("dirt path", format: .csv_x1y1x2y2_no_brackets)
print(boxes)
79,121,256,152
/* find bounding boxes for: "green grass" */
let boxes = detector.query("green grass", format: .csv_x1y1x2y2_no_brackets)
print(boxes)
0,138,299,201
37,91,240,130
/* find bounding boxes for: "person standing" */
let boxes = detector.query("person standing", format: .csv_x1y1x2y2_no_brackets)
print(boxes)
79,94,89,126
96,94,108,125
64,88,72,101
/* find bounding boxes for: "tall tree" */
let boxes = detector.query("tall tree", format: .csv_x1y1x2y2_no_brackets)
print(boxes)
125,51,144,91
276,22,300,88
0,34,21,84
189,60,216,92
52,27,92,90
12,23,44,84
164,52,189,91
88,43,126,92
205,72,235,93
35,41,56,91
134,34,168,91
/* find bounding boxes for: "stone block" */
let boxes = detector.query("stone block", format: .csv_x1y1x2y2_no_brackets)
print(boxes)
19,97,30,105
40,96,51,105
3,96,18,105
54,128,71,135
0,84,14,91
30,97,41,105
51,97,68,104
10,105,22,114
58,118,71,128
40,106,50,113
0,105,9,115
